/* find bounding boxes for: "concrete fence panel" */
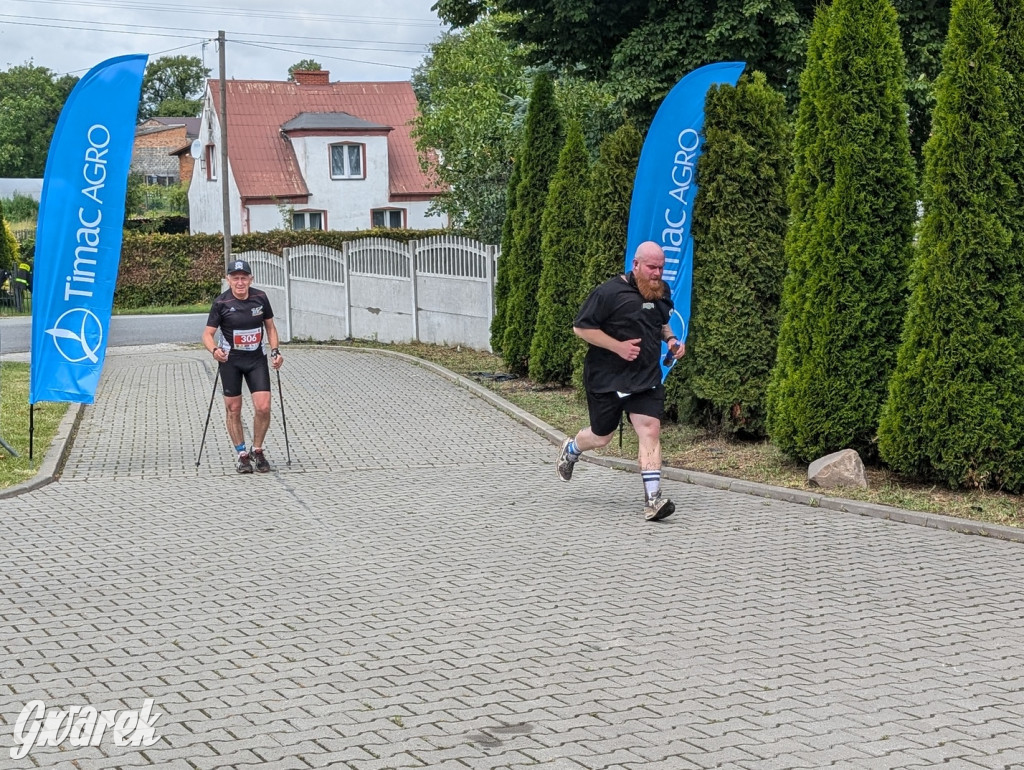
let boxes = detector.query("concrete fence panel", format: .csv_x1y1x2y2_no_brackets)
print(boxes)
233,249,290,343
262,236,500,350
347,237,413,343
287,244,347,341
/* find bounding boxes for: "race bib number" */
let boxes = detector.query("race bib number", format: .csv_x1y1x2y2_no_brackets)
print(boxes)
233,327,263,351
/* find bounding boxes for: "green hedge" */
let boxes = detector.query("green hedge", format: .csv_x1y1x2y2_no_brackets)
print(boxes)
683,72,791,437
767,0,917,462
529,120,590,385
114,228,459,309
878,0,1024,490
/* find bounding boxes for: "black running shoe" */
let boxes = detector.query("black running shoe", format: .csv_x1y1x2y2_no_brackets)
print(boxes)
556,437,578,482
236,451,254,474
644,492,675,522
251,448,271,473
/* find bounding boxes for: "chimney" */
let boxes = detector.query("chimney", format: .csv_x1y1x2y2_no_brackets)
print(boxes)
293,70,329,86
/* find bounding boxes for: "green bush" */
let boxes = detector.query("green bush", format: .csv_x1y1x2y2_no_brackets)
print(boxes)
683,72,791,437
0,200,11,272
878,0,1024,490
501,71,565,375
571,121,643,393
529,121,591,384
767,0,917,462
490,156,521,353
114,229,458,309
2,193,38,223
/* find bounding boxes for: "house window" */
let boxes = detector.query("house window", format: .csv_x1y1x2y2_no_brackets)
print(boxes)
145,175,177,186
292,210,325,231
205,145,217,181
371,208,405,229
330,143,364,179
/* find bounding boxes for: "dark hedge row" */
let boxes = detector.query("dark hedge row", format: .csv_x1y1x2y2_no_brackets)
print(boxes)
114,228,453,309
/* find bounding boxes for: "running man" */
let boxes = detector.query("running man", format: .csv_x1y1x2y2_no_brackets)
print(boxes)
202,259,284,473
556,241,685,521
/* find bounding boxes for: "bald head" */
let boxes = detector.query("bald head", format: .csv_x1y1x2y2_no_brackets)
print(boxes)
634,241,665,267
631,241,667,301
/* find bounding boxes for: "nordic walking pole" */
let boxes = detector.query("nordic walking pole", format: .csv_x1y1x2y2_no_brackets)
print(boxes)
196,369,220,468
276,368,291,467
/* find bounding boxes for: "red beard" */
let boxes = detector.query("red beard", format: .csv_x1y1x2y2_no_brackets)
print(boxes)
636,273,666,301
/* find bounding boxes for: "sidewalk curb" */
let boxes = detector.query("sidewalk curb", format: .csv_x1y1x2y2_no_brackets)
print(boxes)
350,346,1024,545
0,402,84,500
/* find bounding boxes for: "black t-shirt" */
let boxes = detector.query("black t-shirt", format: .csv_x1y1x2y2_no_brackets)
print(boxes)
206,288,275,359
574,273,673,393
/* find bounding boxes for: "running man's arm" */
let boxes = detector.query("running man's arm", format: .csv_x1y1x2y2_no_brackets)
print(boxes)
265,318,283,370
661,323,685,359
573,327,641,362
203,325,228,363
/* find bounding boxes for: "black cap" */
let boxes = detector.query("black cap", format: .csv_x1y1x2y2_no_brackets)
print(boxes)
227,259,252,275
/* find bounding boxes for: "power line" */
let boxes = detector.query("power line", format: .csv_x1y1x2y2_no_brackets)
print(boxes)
8,0,442,27
0,17,206,42
232,40,416,71
0,16,431,53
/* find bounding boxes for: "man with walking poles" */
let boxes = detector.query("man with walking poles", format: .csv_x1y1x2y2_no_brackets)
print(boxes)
201,258,284,473
556,241,685,521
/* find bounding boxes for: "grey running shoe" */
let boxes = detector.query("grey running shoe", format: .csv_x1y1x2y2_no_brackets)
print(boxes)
236,451,254,474
251,448,271,473
556,437,578,482
644,492,675,522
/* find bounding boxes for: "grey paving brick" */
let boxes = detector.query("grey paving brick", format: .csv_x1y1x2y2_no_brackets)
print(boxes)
1,346,1024,770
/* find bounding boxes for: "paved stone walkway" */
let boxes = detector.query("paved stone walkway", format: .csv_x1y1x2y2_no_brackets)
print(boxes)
2,346,1024,769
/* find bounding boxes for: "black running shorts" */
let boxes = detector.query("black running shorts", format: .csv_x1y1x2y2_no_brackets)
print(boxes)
586,385,665,437
220,354,271,397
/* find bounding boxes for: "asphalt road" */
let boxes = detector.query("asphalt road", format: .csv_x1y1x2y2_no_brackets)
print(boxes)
0,312,207,354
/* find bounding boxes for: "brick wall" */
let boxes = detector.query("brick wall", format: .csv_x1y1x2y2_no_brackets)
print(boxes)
132,126,188,183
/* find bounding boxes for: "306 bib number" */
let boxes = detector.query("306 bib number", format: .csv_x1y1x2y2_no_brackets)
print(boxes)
233,327,263,351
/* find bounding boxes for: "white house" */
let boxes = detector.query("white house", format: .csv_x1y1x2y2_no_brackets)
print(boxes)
189,71,447,235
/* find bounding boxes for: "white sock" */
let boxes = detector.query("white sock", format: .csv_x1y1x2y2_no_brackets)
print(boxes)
642,470,660,499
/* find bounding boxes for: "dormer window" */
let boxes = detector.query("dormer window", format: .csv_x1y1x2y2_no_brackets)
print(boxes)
330,143,364,180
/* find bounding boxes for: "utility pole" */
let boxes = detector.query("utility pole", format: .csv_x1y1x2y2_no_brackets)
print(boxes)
218,30,231,268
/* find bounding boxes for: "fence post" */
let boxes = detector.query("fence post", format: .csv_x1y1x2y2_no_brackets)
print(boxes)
409,239,419,343
486,244,496,334
282,246,293,344
343,242,352,339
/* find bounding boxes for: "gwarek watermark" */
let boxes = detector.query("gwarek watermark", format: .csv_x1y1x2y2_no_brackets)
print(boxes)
10,699,161,759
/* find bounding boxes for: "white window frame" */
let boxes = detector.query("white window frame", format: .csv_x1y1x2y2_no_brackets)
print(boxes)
371,208,405,229
292,210,326,231
205,145,217,181
329,142,365,180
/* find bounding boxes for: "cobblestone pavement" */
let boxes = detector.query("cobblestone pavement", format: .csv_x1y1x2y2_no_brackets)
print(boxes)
2,346,1024,769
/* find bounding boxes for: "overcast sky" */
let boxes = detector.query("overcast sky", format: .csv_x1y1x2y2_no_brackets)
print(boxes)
1,0,446,83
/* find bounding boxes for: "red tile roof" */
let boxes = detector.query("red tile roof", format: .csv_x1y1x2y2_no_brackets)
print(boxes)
209,79,440,201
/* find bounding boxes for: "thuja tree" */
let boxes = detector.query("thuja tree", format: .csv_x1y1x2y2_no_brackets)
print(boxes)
0,200,10,272
878,0,1024,490
766,0,917,461
490,156,521,353
529,121,591,384
571,121,643,392
685,72,792,437
501,71,564,374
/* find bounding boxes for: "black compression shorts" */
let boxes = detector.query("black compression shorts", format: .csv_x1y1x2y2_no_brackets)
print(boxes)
220,354,271,397
586,385,665,437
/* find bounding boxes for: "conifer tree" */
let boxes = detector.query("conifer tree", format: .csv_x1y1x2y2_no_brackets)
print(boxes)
490,156,521,352
686,72,792,436
571,121,643,392
529,121,591,384
0,201,11,273
766,0,917,461
501,71,564,374
878,0,1024,490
